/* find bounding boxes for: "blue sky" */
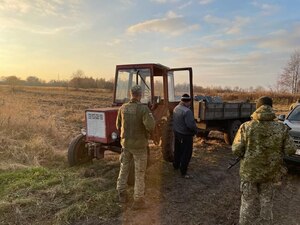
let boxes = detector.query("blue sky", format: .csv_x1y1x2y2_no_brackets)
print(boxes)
0,0,300,88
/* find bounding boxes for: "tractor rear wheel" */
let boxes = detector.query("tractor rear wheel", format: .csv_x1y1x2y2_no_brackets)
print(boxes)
161,117,174,162
68,134,92,166
224,120,241,145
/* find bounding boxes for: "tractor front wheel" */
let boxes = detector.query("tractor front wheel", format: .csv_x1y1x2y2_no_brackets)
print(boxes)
68,134,92,166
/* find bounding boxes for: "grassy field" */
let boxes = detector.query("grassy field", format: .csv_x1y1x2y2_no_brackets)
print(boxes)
0,85,296,225
0,86,124,225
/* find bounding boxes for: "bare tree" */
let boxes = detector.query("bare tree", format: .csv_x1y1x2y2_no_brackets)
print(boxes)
70,69,85,89
71,69,85,79
277,50,300,93
26,76,43,86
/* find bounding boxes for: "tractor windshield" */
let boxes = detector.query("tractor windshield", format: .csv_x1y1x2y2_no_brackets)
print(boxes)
115,68,151,104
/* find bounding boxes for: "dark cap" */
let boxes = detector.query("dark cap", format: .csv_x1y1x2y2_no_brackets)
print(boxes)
181,94,191,102
256,96,273,108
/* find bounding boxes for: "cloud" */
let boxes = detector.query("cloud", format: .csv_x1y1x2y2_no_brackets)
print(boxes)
257,28,300,51
178,1,193,9
151,0,181,3
199,0,214,5
127,11,199,36
226,16,251,34
204,14,227,25
0,0,81,17
106,38,122,46
29,23,88,35
204,14,250,34
0,0,30,13
0,15,88,35
163,43,285,88
0,0,86,35
251,1,280,15
162,26,300,87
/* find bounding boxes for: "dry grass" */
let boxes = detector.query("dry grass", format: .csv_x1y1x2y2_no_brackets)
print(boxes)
0,86,113,169
0,86,121,225
0,85,295,225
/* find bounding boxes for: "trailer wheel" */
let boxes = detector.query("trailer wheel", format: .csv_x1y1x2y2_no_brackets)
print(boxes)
197,130,210,138
224,120,241,145
68,134,92,166
161,116,174,162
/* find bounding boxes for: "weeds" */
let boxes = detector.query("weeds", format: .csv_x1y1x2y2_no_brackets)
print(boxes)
0,163,121,225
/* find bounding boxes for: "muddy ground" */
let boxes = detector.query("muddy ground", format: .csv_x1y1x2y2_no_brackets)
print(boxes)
70,131,300,225
98,132,300,225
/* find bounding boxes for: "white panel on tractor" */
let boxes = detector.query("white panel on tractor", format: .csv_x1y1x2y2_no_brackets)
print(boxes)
86,111,106,138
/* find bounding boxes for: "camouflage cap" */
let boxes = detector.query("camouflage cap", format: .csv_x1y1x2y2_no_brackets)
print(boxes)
131,85,142,95
256,96,273,108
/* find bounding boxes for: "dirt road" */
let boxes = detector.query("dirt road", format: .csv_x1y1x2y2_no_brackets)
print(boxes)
99,132,300,225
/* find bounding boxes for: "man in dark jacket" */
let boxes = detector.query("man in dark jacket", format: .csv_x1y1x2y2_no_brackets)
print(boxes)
232,96,296,225
172,94,198,179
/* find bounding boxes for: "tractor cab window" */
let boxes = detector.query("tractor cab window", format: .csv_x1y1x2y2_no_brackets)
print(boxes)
153,76,164,104
167,70,190,102
115,68,151,104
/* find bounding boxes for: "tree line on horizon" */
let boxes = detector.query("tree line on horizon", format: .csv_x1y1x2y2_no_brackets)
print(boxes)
0,69,114,90
0,72,268,93
1,50,299,93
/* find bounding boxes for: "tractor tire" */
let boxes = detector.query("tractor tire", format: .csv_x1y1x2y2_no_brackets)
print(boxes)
68,134,92,166
224,120,241,145
161,116,174,162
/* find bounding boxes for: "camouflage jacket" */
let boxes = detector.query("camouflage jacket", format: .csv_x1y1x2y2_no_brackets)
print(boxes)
232,105,296,183
116,98,155,149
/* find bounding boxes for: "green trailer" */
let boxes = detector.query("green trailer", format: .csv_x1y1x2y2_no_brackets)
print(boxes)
195,99,256,144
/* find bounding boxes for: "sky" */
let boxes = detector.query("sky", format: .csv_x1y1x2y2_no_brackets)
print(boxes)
0,0,300,89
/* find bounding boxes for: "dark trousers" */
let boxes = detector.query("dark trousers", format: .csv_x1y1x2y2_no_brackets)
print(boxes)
173,132,193,175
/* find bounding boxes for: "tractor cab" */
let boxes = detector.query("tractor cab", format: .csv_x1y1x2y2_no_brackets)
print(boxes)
113,63,193,116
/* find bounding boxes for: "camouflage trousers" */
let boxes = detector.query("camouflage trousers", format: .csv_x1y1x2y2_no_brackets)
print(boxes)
116,147,147,200
239,181,275,225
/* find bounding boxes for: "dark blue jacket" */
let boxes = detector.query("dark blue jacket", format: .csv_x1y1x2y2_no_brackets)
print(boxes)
173,102,198,136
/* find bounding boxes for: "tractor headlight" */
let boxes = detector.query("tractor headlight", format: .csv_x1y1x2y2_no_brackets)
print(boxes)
111,132,118,140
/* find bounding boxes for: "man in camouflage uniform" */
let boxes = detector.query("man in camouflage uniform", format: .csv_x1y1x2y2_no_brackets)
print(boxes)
116,85,155,209
232,96,296,225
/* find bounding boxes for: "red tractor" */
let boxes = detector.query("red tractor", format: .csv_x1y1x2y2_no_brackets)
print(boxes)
68,63,193,166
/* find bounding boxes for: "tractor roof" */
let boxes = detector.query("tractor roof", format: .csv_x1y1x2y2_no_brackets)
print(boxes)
116,63,170,71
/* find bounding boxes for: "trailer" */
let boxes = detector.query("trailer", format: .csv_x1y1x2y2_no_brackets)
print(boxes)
194,97,256,144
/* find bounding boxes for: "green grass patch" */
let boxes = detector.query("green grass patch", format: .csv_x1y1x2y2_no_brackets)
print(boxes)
0,162,122,225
